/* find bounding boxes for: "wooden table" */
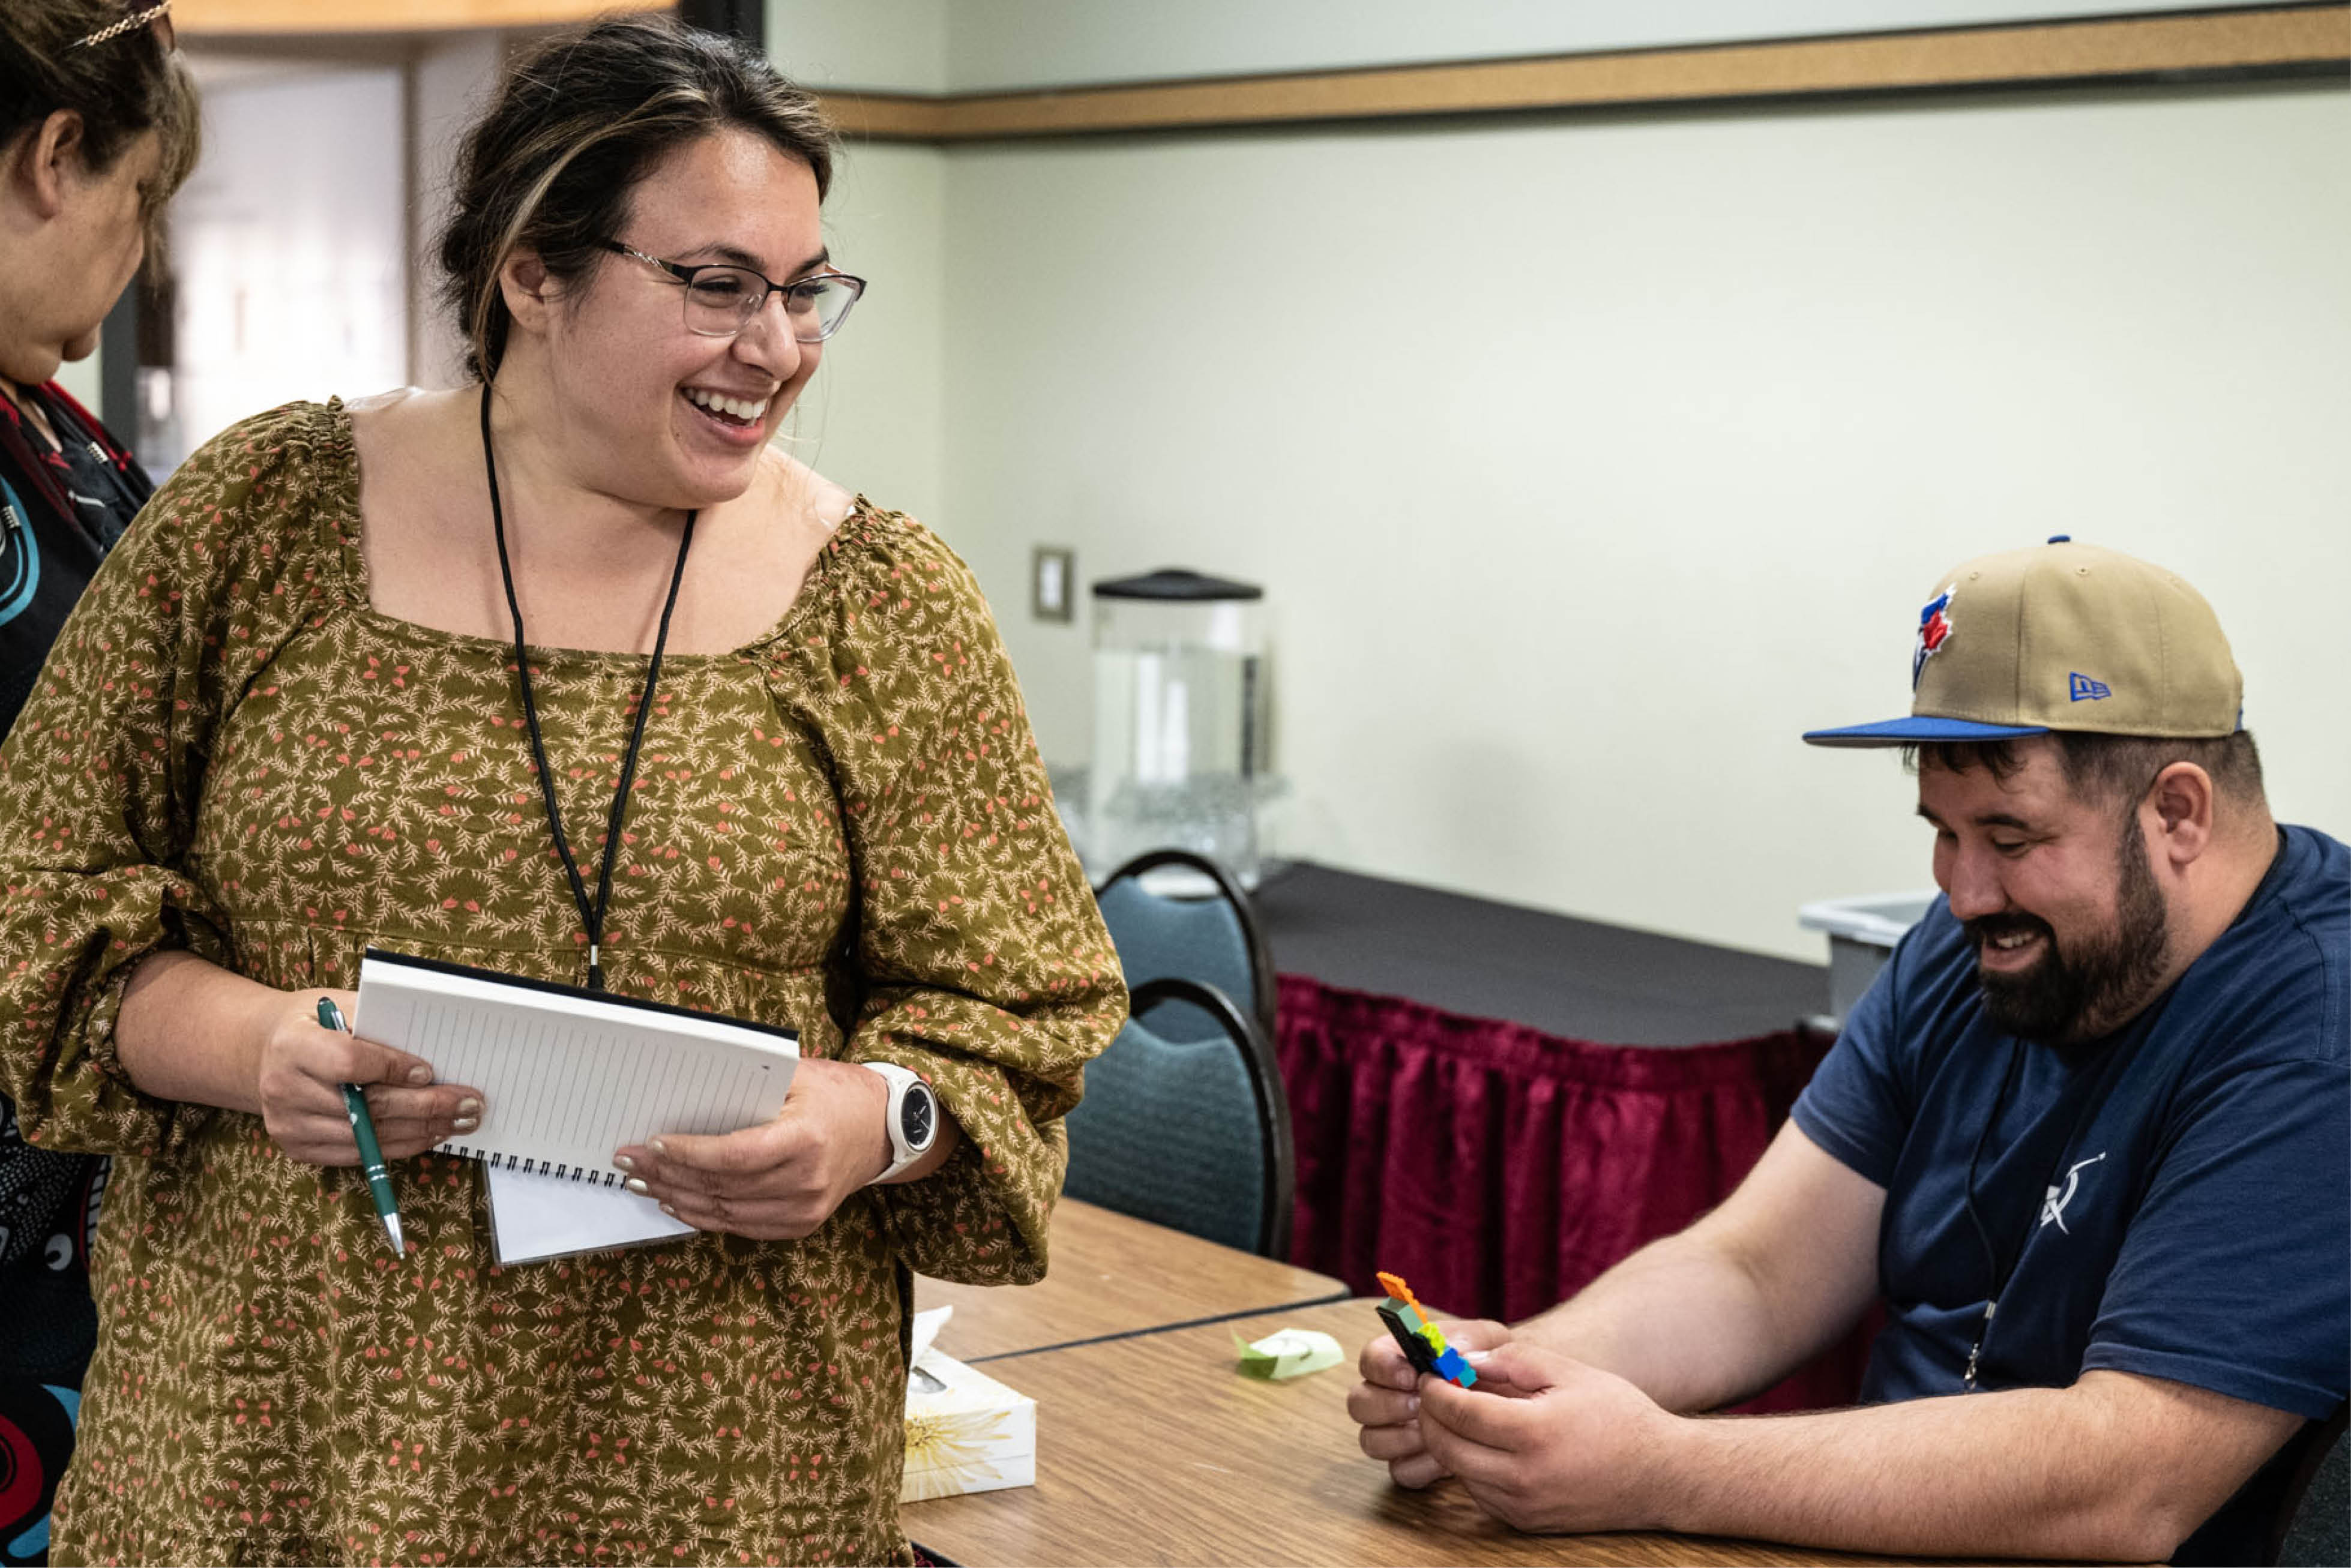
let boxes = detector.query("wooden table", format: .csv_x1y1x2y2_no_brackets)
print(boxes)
905,1299,1972,1567
914,1198,1350,1362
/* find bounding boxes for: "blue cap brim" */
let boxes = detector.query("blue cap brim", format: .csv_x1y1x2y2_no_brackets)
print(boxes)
1802,715,2050,748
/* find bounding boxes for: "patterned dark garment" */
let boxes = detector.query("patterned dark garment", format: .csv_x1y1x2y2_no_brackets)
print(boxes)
0,1378,80,1568
0,399,1124,1566
0,1145,100,1568
1,380,148,735
0,377,145,1568
1,1092,103,1568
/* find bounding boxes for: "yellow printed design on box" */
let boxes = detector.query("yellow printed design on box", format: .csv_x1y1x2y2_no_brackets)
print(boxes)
902,1355,1036,1503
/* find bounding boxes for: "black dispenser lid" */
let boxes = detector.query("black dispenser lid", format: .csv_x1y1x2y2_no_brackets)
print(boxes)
1091,568,1263,602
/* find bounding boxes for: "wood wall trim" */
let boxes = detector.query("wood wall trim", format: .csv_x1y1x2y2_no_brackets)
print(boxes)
176,0,666,34
816,5,2350,143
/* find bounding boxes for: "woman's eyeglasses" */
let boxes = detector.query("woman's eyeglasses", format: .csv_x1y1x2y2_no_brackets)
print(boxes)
600,241,867,344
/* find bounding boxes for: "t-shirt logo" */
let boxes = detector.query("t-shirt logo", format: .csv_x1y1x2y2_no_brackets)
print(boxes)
2039,1152,2107,1234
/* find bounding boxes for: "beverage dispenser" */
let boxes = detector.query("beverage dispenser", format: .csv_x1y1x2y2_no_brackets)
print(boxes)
1086,568,1269,886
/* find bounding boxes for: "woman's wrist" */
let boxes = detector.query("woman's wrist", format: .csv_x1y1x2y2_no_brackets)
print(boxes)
843,1058,896,1184
116,950,271,1114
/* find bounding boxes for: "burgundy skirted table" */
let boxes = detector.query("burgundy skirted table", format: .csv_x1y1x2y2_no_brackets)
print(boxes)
1256,863,1873,1411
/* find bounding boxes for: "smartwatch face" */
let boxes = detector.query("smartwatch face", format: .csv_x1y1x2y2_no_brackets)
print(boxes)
900,1083,936,1151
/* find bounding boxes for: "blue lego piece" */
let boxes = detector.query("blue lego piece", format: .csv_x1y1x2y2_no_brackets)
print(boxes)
1431,1345,1478,1388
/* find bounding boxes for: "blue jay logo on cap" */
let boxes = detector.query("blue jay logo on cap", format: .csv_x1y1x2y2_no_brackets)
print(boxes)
2068,672,2112,702
1913,586,1955,689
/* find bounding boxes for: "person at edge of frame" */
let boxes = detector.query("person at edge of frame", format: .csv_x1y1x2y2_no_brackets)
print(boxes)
1350,536,2346,1567
0,5,198,1565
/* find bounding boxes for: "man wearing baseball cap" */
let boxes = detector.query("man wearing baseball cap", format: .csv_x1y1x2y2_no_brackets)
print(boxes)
1348,539,2346,1563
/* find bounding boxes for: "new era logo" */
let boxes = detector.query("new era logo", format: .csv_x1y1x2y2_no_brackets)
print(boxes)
2069,672,2112,702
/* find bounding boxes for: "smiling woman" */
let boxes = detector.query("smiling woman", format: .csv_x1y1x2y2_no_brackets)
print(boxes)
0,14,1123,1567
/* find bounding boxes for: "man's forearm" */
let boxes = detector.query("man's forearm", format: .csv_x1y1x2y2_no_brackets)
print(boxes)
1651,1372,2283,1562
115,950,275,1114
1509,1123,1883,1415
1514,1231,1838,1414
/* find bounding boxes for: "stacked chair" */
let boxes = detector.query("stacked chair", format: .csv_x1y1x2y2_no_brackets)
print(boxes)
1064,851,1293,1258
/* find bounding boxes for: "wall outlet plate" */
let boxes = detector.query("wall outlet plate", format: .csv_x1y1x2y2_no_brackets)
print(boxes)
1032,545,1075,623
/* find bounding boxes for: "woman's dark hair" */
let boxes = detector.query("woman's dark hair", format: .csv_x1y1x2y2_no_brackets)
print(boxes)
0,1,202,259
438,15,837,383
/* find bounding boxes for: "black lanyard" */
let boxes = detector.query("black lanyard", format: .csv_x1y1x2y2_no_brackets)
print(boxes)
1960,1036,2030,1390
478,383,695,991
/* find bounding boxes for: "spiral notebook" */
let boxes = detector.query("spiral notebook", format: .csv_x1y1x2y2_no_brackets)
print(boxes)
353,948,800,1261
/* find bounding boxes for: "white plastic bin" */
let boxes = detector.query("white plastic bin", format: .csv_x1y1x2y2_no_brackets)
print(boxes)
1798,892,1939,1024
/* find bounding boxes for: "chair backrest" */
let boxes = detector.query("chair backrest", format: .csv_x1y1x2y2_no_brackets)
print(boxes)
1093,849,1277,1045
1062,976,1296,1258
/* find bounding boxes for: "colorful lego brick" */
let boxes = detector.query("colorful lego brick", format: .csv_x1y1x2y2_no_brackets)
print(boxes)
1379,1273,1438,1339
1376,1299,1442,1377
1376,1271,1422,1311
1374,1269,1478,1389
1431,1345,1478,1388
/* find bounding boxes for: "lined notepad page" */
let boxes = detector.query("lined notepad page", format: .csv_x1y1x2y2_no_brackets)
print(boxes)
355,951,798,1181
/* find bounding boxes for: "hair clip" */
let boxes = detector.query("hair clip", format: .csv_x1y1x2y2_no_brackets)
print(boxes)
68,1,174,53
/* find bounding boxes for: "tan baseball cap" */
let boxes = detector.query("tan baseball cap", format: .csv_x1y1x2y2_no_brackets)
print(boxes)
1804,536,2242,748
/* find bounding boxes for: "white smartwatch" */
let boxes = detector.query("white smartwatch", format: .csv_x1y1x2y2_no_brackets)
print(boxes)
860,1062,939,1183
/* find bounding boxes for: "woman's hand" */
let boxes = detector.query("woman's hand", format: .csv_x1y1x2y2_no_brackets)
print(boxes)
613,1057,921,1240
115,954,482,1166
252,986,482,1166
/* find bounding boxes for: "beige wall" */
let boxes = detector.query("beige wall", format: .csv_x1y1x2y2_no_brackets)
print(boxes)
794,142,949,526
778,0,2288,92
769,0,947,92
777,9,2351,963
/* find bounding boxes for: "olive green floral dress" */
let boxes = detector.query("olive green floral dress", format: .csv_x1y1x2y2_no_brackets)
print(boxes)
0,400,1125,1566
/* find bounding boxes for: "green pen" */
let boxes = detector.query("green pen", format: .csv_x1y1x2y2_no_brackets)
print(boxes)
318,997,405,1257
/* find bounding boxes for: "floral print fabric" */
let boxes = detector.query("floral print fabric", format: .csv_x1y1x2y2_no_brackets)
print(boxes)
0,400,1124,1566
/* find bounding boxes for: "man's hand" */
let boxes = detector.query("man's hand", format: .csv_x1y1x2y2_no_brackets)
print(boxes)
1347,1317,1513,1488
253,987,481,1165
1415,1342,1678,1534
612,1057,894,1240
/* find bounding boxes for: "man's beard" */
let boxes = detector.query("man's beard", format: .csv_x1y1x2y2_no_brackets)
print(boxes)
1965,823,2170,1045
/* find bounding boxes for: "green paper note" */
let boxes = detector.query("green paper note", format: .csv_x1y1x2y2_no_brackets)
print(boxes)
1234,1327,1344,1381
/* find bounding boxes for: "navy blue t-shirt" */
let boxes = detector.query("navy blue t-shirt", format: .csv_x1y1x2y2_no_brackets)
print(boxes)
1793,824,2347,1558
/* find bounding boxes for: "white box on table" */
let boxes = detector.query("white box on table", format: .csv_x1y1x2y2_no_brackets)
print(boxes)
902,1351,1035,1503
